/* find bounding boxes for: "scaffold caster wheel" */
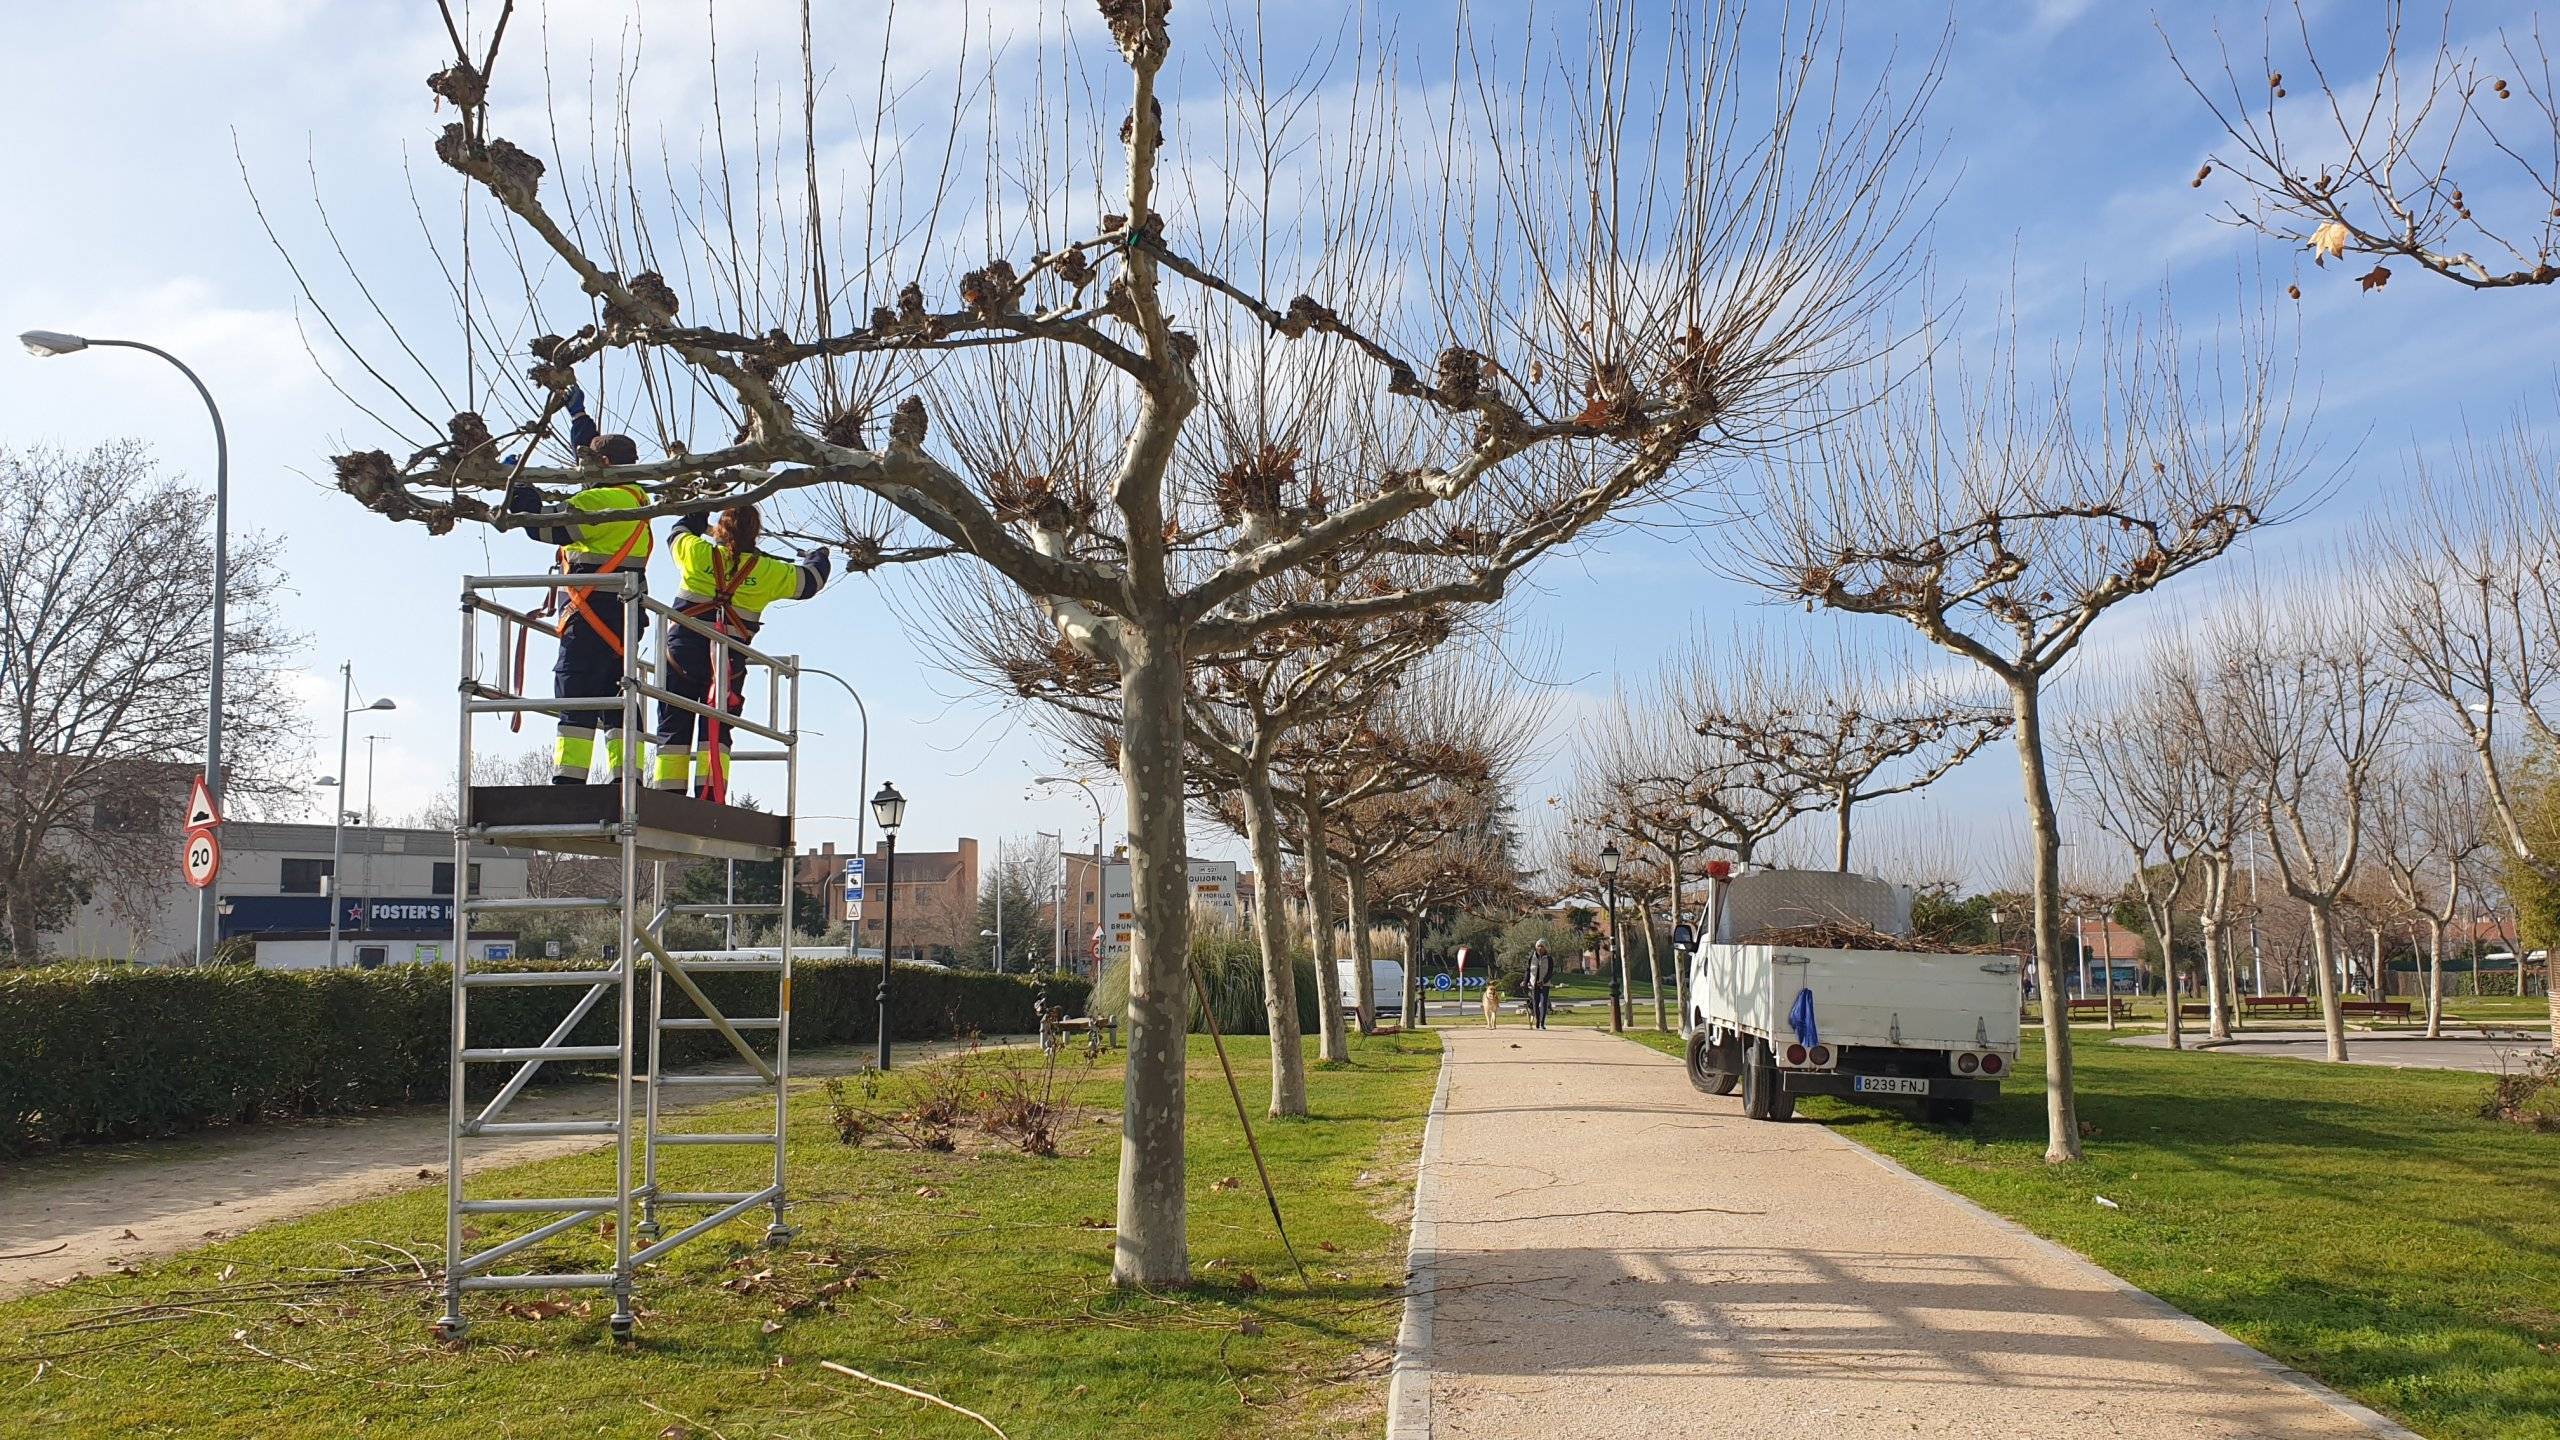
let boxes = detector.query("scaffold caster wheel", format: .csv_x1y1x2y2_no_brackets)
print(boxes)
433,1317,468,1342
763,1223,795,1249
610,1314,635,1342
634,1220,661,1243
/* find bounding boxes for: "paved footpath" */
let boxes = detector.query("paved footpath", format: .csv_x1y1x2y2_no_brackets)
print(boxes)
2121,1027,2549,1074
1392,1025,2415,1440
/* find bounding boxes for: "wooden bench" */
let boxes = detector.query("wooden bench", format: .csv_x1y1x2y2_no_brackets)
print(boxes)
1040,1009,1119,1057
2340,1000,2414,1023
2242,995,2315,1019
2066,997,2127,1019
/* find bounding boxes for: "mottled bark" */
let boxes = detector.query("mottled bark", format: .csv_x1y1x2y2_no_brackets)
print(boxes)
1299,797,1350,1063
1240,764,1308,1116
1345,861,1378,1037
1113,623,1192,1287
2013,680,2081,1162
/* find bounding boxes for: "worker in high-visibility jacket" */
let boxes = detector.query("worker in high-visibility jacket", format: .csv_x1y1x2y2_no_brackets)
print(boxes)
651,503,830,798
505,387,654,785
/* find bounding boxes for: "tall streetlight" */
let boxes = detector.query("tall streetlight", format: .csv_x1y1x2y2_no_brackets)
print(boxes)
23,329,228,966
325,665,397,970
362,734,387,826
1033,775,1108,977
798,668,872,932
872,781,906,1071
1033,828,1064,973
1601,840,1625,1034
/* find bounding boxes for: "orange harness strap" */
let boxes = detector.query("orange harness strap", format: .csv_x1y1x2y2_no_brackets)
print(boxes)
556,490,650,658
689,546,758,804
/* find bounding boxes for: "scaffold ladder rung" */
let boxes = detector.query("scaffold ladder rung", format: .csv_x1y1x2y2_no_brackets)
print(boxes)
658,1017,781,1031
652,1073,771,1087
461,1044,623,1063
457,1273,617,1292
656,1133,780,1147
468,1120,620,1137
463,970,610,988
459,1197,619,1214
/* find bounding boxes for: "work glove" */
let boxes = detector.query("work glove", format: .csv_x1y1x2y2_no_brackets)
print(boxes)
562,383,589,418
504,480,545,514
675,510,710,536
803,547,835,579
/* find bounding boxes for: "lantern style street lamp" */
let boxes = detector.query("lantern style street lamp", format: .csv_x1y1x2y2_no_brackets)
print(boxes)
871,782,906,1069
1601,840,1625,1034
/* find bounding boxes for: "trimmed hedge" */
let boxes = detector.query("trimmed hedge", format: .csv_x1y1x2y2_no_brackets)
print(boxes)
0,960,1089,1155
1093,922,1322,1037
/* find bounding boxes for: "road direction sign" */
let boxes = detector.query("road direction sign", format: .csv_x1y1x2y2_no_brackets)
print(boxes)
181,826,221,889
184,776,222,830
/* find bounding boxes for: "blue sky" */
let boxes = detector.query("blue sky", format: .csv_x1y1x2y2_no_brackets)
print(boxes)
3,1,2543,886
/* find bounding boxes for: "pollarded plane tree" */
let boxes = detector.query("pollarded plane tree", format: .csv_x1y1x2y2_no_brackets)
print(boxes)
2372,743,2489,1037
1685,627,2008,874
2213,585,2406,1063
2369,431,2560,1042
2171,2,2560,296
2154,636,2257,1041
319,1,1937,1285
1370,795,1535,1022
961,567,1457,1117
1269,644,1540,1047
2059,681,2210,1050
1723,300,2318,1163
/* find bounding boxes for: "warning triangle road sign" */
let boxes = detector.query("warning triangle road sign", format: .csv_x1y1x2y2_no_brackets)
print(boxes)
184,776,222,829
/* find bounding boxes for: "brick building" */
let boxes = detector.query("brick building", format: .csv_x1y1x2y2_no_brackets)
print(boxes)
794,837,978,963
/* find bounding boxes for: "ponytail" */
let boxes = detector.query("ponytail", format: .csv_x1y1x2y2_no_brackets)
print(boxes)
716,504,762,553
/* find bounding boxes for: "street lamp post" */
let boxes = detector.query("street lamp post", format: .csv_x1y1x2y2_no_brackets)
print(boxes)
798,665,873,897
325,664,396,969
1601,840,1625,1034
1034,775,1108,977
872,782,906,1071
23,329,228,966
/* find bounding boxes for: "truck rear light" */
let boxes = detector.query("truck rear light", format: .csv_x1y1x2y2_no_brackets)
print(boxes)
1981,1052,2005,1076
1807,1044,1832,1068
1955,1052,1980,1074
1784,1043,1808,1066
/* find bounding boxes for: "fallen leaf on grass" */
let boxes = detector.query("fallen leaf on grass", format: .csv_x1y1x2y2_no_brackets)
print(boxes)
1316,1241,1339,1254
219,1265,235,1282
117,1229,138,1241
915,1186,942,1200
1238,1317,1265,1337
1211,1176,1240,1191
2093,1196,2121,1210
762,1319,784,1335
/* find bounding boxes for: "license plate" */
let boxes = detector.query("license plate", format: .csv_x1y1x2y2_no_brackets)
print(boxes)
1853,1075,1930,1096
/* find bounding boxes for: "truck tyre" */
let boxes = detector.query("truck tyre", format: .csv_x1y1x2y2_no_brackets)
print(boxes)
1685,1029,1739,1096
1741,1041,1794,1122
1924,1098,1976,1126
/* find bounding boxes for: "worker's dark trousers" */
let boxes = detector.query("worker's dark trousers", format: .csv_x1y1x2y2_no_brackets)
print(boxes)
649,626,745,795
551,588,635,785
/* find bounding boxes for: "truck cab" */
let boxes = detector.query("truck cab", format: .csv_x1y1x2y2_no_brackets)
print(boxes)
1679,869,2021,1124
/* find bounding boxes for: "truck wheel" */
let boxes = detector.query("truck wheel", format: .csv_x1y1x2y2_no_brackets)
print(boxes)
1924,1099,1976,1126
1685,1029,1738,1095
1741,1041,1794,1122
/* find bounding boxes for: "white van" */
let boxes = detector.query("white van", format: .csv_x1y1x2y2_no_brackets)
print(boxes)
1337,958,1407,1018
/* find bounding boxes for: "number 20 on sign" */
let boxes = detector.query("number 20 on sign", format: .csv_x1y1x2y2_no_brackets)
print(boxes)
181,826,222,889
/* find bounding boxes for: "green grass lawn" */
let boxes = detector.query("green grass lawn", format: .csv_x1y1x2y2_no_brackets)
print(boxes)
1619,1025,2560,1439
0,1032,1439,1440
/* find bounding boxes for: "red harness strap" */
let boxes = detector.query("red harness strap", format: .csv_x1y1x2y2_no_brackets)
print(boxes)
685,546,757,804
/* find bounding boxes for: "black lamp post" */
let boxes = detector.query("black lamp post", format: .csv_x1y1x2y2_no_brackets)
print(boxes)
872,781,906,1071
1601,840,1624,1034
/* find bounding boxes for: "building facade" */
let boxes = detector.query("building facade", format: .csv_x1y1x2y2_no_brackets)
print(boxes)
792,837,978,963
46,822,532,968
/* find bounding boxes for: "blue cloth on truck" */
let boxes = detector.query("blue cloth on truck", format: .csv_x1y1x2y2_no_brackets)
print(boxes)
1788,987,1819,1048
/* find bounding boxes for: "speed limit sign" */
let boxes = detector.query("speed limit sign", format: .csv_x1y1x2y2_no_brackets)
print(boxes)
181,826,222,889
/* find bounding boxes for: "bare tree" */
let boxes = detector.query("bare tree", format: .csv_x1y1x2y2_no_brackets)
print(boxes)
1689,629,2007,872
2158,640,2256,1041
315,1,1935,1286
2171,1,2560,295
0,444,302,961
2373,744,2489,1037
2062,684,2207,1049
2370,426,2560,1040
2215,585,2405,1061
1726,300,2315,1162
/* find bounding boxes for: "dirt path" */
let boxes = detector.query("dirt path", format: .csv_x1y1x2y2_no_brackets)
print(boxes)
1390,1025,2415,1440
0,1038,1027,1299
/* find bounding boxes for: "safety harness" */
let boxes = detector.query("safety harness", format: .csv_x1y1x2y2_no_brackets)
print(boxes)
508,485,649,732
677,543,760,803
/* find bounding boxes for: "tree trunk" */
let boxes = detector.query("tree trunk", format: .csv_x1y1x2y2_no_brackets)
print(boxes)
2198,878,2230,1042
1406,915,1428,1029
2010,677,2082,1163
1667,849,1688,1028
2152,896,2184,1050
1113,623,1192,1288
1345,861,1378,1037
1299,797,1350,1063
1239,765,1308,1117
1638,904,1667,1031
2307,902,2347,1062
2424,919,2444,1037
1834,784,1854,872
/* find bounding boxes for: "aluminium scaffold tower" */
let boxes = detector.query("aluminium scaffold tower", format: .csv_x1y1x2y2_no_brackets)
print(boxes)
439,568,802,1340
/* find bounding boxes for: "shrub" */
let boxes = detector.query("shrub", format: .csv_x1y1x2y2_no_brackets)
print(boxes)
0,960,1087,1155
2482,1049,2560,1131
1090,920,1321,1036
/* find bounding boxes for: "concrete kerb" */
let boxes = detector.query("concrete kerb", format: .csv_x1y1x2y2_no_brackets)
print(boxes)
1842,1140,2427,1440
1384,1044,1454,1439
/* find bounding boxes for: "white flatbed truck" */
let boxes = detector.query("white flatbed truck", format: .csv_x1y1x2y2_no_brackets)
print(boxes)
1679,869,2022,1124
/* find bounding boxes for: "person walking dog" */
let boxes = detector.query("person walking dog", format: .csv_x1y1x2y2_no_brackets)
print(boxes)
1526,940,1558,1029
